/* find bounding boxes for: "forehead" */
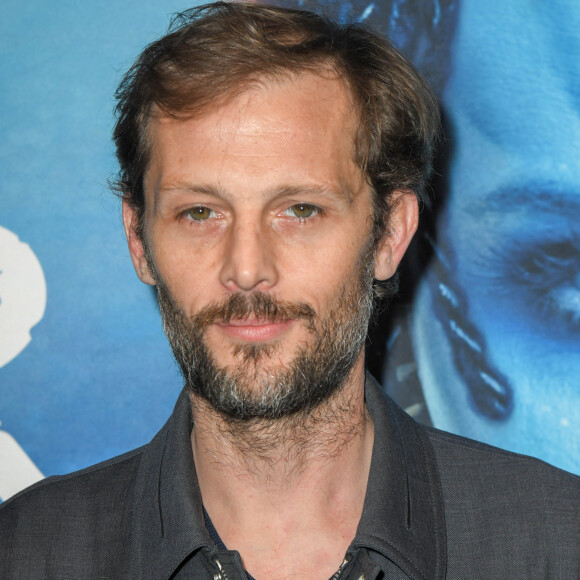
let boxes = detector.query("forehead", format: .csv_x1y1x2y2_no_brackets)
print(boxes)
145,72,365,195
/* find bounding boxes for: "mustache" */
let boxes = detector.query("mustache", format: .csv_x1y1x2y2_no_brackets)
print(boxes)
191,292,316,329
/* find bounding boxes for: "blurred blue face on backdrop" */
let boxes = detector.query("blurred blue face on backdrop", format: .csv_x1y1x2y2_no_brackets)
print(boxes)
413,1,580,472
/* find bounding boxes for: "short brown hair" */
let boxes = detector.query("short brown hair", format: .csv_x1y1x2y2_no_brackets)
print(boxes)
113,1,439,240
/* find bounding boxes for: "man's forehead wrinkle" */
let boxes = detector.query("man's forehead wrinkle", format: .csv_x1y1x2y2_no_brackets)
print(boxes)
210,74,355,130
208,120,297,155
208,107,335,141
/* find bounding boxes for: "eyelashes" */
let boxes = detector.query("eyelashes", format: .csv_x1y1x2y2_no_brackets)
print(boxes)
282,203,322,220
181,203,323,223
488,232,580,333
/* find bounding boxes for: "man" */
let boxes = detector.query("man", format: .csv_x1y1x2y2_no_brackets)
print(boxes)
0,3,578,579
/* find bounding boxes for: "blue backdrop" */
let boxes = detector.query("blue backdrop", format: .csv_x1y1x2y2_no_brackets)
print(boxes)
0,0,194,500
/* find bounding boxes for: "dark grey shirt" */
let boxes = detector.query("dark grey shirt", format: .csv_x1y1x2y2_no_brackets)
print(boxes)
1,375,578,579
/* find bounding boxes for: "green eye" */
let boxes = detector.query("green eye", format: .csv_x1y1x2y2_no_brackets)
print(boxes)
187,206,214,221
286,203,319,219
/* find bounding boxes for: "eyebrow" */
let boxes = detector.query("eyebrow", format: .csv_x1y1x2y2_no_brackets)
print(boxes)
155,181,356,206
153,183,224,214
267,184,356,203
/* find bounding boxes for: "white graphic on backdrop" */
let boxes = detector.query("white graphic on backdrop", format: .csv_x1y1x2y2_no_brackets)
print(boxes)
0,225,46,500
0,226,47,366
0,427,44,501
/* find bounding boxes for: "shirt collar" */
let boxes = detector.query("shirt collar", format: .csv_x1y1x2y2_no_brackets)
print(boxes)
132,387,213,579
354,374,447,579
133,375,446,579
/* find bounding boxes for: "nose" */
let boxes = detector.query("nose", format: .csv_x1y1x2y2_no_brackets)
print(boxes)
219,219,278,292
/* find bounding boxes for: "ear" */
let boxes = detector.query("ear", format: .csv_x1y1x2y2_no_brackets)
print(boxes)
374,191,419,280
122,200,157,286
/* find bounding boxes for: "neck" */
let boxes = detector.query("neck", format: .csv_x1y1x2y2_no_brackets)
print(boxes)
190,355,371,486
189,356,374,578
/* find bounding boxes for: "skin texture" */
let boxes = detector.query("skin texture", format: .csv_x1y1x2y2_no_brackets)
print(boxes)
124,72,418,579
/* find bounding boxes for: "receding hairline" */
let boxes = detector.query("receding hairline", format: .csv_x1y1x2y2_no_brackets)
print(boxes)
147,61,355,118
140,66,369,195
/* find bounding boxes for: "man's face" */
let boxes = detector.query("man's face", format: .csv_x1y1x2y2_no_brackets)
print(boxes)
125,72,407,418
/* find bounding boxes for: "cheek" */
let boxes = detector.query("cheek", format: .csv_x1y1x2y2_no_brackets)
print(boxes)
284,245,367,310
149,241,220,313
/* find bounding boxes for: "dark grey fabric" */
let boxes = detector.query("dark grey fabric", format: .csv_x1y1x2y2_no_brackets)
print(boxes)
0,375,578,579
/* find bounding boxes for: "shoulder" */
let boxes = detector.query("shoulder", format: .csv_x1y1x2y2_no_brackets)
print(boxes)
0,445,146,577
420,424,580,576
1,444,145,517
424,424,580,493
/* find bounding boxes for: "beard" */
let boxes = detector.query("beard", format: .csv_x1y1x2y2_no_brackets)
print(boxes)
154,248,375,422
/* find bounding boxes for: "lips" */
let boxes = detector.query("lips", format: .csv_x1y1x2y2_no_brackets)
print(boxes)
217,318,294,342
